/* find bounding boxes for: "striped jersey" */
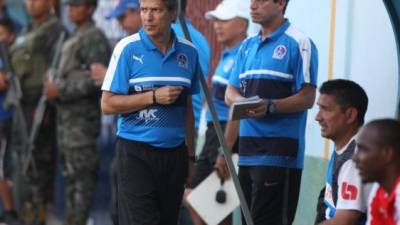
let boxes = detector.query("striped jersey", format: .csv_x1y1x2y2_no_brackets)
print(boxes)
229,20,318,168
367,177,400,225
324,138,369,223
102,28,201,148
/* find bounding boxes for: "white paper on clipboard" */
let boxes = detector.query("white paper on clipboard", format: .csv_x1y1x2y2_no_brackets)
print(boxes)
186,154,239,225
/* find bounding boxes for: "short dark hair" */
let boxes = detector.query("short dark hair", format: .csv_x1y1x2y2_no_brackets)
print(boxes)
366,119,400,155
0,18,15,34
273,0,290,14
139,0,178,11
319,79,368,126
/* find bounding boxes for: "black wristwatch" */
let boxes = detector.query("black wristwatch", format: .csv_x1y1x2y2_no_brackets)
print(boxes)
267,100,276,114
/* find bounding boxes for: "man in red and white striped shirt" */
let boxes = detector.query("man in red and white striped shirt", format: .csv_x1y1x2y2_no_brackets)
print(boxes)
353,119,400,225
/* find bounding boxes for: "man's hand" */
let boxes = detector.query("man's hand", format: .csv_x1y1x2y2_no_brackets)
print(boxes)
0,72,7,91
154,86,183,105
186,159,195,184
43,77,59,100
214,155,230,179
247,99,267,118
90,63,107,86
182,187,192,206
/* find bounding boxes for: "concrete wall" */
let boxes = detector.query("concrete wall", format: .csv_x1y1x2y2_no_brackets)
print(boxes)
286,0,399,224
287,0,398,159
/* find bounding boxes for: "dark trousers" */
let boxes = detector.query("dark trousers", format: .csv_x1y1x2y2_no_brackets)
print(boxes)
239,166,302,225
115,138,188,225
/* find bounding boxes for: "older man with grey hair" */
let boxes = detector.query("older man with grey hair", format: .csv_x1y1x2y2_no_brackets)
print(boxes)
101,0,201,224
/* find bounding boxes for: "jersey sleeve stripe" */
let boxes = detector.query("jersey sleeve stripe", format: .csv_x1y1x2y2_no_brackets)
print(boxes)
102,34,141,91
285,26,313,83
300,38,312,83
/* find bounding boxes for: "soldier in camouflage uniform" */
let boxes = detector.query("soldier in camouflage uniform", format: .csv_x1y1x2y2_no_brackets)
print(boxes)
9,0,65,224
43,0,111,224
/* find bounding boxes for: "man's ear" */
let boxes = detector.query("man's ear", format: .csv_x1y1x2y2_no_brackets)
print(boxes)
382,146,395,164
345,107,358,125
277,0,287,12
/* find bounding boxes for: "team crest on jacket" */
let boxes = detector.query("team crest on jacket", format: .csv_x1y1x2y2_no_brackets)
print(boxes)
177,53,188,69
273,45,287,60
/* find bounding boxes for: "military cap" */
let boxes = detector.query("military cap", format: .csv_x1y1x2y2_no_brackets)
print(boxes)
64,0,97,5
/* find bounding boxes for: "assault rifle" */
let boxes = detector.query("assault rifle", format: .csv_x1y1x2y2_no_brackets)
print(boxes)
22,31,66,174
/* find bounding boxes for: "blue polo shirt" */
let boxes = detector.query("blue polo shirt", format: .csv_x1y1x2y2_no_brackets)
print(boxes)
206,43,241,122
172,18,211,128
229,20,318,168
102,28,201,148
0,93,12,121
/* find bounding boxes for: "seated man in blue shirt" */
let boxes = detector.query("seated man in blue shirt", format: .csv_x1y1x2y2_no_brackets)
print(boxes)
101,0,201,224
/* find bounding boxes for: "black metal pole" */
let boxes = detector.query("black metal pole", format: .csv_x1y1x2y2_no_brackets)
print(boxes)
177,2,254,225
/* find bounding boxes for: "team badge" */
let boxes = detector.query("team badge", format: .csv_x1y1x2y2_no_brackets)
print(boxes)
177,53,188,69
272,45,287,60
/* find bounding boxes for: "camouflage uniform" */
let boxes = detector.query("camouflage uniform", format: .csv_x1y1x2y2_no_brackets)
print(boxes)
9,14,65,225
54,19,111,225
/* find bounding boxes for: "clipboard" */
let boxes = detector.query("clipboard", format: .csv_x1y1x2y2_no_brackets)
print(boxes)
186,154,239,225
229,96,263,120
